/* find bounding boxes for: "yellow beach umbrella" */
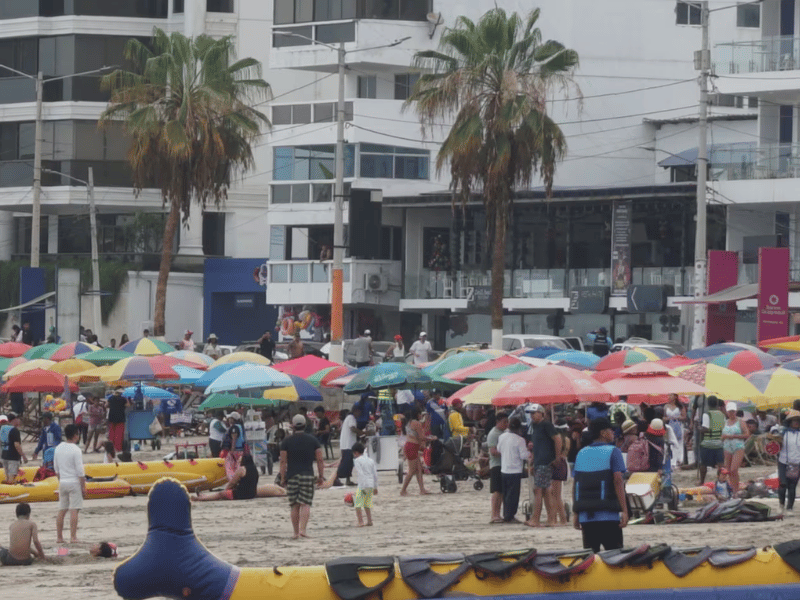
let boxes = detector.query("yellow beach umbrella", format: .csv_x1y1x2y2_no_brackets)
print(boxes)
211,352,271,368
2,359,56,380
69,365,111,382
446,380,507,405
671,362,764,402
48,358,95,376
262,387,300,402
746,368,800,409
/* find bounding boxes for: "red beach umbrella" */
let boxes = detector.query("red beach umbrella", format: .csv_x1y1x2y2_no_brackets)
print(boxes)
1,369,78,393
0,342,32,358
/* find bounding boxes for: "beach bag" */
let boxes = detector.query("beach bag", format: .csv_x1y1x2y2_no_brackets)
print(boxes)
626,435,650,472
787,463,800,480
149,417,162,436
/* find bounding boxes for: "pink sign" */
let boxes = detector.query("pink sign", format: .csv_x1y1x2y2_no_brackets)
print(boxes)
757,247,790,343
706,250,739,344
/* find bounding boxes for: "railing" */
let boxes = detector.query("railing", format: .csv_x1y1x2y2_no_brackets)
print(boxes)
710,143,800,181
715,35,800,74
268,261,351,284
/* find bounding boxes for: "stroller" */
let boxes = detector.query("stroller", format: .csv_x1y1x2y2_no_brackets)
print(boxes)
428,436,485,493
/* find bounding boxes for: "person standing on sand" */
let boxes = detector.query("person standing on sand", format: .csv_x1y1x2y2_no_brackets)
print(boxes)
524,404,561,528
279,415,325,539
497,417,531,523
54,424,86,544
0,503,45,566
400,407,431,496
351,442,378,527
487,411,509,523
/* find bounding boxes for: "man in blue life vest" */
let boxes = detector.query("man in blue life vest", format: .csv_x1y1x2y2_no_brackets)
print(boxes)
572,417,628,552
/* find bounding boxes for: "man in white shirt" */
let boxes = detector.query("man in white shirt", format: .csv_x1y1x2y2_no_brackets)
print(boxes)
335,407,362,487
487,411,509,523
352,330,373,367
53,424,86,544
409,332,432,365
496,417,531,523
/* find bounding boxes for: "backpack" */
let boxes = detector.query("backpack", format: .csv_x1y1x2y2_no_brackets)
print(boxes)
626,435,650,472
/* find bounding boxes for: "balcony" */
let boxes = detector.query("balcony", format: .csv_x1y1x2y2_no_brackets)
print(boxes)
709,143,800,181
265,259,402,307
715,36,800,75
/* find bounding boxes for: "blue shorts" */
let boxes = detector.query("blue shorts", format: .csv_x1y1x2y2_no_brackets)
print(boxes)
700,447,724,468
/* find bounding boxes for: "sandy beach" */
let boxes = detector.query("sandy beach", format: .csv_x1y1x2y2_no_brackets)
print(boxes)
2,434,793,600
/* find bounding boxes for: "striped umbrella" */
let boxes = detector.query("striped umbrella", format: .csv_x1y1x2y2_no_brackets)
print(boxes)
274,355,338,379
510,347,562,359
204,364,292,394
683,342,756,360
709,350,781,376
463,362,532,382
22,343,63,360
595,347,672,371
48,341,100,361
2,359,57,380
211,352,271,367
81,348,136,365
99,357,181,382
119,337,175,356
306,366,342,387
546,351,601,368
48,358,95,376
263,375,322,403
167,350,215,367
1,369,78,394
746,368,800,408
172,365,206,385
422,351,492,378
343,363,431,393
122,385,179,400
447,355,527,382
0,357,27,376
672,362,764,402
0,342,32,358
447,380,507,405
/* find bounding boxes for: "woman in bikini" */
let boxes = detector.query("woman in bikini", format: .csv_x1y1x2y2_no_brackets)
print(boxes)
721,402,749,495
400,407,430,496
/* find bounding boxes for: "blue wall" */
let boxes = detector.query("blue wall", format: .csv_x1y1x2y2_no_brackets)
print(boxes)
20,267,46,344
203,258,277,346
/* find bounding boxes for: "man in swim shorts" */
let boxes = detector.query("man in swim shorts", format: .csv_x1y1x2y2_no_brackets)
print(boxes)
0,503,44,566
53,424,86,544
280,414,325,539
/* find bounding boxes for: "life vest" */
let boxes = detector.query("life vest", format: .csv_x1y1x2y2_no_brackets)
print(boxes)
704,410,725,445
573,444,621,514
0,424,11,453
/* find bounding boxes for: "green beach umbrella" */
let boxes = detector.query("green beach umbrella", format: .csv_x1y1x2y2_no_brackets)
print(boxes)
422,351,492,378
22,343,63,360
343,362,431,393
198,392,288,411
81,348,137,365
463,362,532,382
306,366,340,387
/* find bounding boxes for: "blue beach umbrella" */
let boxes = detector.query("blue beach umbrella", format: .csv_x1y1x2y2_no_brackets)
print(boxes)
122,385,178,400
546,351,601,368
513,347,562,359
194,362,248,388
172,365,205,385
343,362,431,393
205,364,292,394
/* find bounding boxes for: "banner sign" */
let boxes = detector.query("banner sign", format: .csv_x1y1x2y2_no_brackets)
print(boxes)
757,247,789,342
569,287,610,314
467,285,492,314
611,200,631,296
706,250,739,344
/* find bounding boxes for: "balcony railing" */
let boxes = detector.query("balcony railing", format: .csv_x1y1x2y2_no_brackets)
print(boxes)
715,35,800,74
710,143,800,181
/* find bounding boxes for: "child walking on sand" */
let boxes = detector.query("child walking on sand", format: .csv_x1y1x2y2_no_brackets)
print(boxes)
352,442,378,527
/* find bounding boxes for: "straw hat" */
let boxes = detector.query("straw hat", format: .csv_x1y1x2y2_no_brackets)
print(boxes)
621,419,638,435
646,418,666,436
785,409,800,422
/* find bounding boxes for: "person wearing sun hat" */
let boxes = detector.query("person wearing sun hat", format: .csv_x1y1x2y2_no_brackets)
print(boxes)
643,418,667,473
776,409,800,515
619,419,639,453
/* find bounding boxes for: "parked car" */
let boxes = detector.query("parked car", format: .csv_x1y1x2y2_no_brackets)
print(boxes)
342,339,399,366
501,334,571,352
610,337,684,355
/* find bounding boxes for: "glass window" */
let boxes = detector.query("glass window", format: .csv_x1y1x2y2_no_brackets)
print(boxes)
295,0,313,22
174,0,184,13
272,105,292,125
273,26,313,46
394,72,419,100
314,103,334,123
273,145,352,181
399,0,427,20
293,103,311,123
0,123,18,161
273,147,295,180
312,182,332,202
395,155,428,179
309,147,335,179
0,0,39,18
18,123,35,160
207,0,234,12
316,21,355,43
292,183,310,202
361,154,393,178
358,75,376,99
675,1,701,25
272,184,291,203
359,144,429,179
736,3,759,27
274,0,292,23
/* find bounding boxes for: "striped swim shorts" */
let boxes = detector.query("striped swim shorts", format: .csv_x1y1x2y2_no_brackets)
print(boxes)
354,487,374,509
286,473,316,506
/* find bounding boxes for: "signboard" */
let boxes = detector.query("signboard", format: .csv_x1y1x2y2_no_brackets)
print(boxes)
467,285,492,313
627,285,668,313
610,200,631,296
706,250,738,344
569,287,610,314
757,247,789,342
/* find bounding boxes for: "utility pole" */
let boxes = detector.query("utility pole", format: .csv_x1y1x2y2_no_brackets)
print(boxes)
87,167,102,345
692,0,710,350
31,72,43,268
329,41,346,366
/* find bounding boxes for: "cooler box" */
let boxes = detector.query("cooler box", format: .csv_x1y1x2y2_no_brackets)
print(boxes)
366,435,399,471
626,472,661,513
244,419,269,472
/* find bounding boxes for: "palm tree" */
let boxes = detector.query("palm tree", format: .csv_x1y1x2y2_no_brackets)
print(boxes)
100,29,270,337
406,8,579,349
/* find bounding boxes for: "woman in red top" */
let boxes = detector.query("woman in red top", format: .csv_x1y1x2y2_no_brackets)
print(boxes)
400,407,431,496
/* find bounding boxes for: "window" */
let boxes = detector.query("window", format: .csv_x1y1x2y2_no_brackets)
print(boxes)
737,3,759,28
359,144,429,180
394,73,419,100
676,1,701,25
207,0,234,12
358,75,376,99
273,145,355,181
313,0,356,20
0,0,168,19
272,103,318,125
274,0,427,24
174,0,184,12
314,103,334,123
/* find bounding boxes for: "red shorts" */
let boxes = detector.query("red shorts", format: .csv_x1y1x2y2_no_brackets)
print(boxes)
404,442,421,461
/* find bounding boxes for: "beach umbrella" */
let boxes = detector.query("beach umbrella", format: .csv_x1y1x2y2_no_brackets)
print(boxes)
198,392,289,411
307,366,344,387
447,380,507,405
600,364,708,403
167,350,215,367
81,348,136,365
68,365,111,383
671,362,764,402
422,351,492,378
760,335,800,352
546,351,601,368
745,368,800,408
491,365,612,406
595,347,672,371
171,365,205,385
2,359,56,380
464,362,532,382
318,366,364,387
682,342,756,360
778,359,800,373
99,357,181,383
263,375,323,403
273,355,338,379
22,343,62,360
47,341,100,362
709,350,781,376
122,385,179,400
211,352,271,367
510,347,562,359
205,364,292,394
658,356,698,370
1,369,78,394
193,362,248,388
119,337,175,356
343,363,431,393
447,355,529,382
0,357,26,376
0,342,32,358
48,359,95,376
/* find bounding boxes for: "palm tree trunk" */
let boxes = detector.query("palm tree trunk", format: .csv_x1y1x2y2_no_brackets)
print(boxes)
152,199,181,338
490,210,505,349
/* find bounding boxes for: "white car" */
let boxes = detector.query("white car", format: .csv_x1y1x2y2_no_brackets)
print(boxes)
610,337,683,355
501,334,571,352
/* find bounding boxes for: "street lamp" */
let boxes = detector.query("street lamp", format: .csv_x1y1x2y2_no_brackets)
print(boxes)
273,31,409,365
41,167,102,345
0,64,117,268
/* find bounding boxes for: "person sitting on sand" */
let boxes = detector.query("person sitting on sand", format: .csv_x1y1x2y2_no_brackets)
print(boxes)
714,468,734,501
0,503,44,566
193,455,287,502
89,541,117,558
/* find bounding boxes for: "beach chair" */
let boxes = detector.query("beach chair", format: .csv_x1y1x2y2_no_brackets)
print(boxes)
743,435,769,467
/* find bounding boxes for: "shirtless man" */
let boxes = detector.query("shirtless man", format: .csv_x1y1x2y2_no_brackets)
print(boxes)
0,503,45,566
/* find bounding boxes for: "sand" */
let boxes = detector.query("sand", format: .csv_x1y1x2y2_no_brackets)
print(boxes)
2,435,794,600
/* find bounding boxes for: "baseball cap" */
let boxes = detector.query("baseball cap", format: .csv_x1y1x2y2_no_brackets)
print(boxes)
364,329,371,335
451,398,463,407
77,394,86,402
227,411,241,421
525,403,545,415
419,331,427,337
725,401,738,412
292,414,306,429
394,334,402,341
185,329,193,335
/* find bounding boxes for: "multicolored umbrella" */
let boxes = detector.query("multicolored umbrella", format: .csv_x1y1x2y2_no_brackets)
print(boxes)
0,342,32,358
48,341,100,362
672,362,764,402
0,357,26,376
1,369,78,394
167,350,215,367
81,348,136,365
307,366,347,387
595,347,673,371
447,355,528,382
171,365,205,385
22,343,62,360
211,352,271,367
2,359,56,381
122,385,179,400
48,359,95,376
546,351,601,368
746,368,800,408
760,335,800,352
193,362,248,388
490,365,612,406
510,347,562,359
198,392,289,411
99,357,181,383
447,380,507,405
600,363,708,403
709,350,781,376
273,355,338,379
422,351,492,378
683,342,755,360
464,362,532,382
119,337,175,356
262,375,322,403
343,363,431,393
205,364,293,394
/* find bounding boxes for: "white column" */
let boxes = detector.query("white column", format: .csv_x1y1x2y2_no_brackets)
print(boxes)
178,207,204,257
0,212,13,260
47,214,58,254
184,0,207,37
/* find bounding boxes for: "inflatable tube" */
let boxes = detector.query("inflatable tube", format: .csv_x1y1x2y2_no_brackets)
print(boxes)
0,477,131,503
114,478,800,600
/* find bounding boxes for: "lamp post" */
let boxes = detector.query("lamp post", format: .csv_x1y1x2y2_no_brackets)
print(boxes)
0,64,117,268
273,31,409,364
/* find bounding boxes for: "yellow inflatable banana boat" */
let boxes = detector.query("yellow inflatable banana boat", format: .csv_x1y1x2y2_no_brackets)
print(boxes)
0,477,131,503
114,478,800,600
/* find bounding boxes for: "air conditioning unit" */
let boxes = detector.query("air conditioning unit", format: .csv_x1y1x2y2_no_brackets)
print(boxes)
365,272,388,293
